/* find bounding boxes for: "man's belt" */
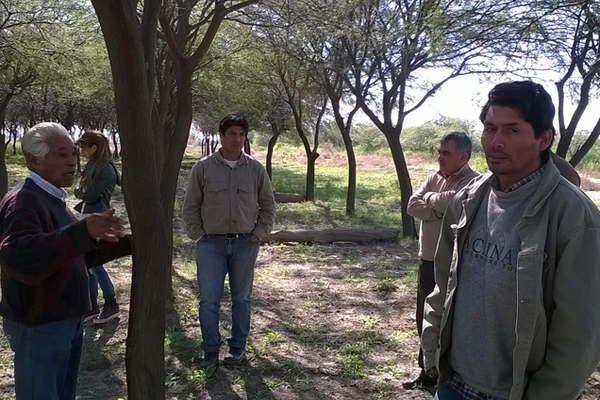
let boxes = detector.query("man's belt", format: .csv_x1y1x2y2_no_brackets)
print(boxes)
205,233,251,239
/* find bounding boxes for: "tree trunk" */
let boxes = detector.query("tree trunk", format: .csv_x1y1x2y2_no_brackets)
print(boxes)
384,132,416,237
328,85,358,217
92,2,167,398
306,151,318,201
211,134,218,153
555,63,599,157
570,116,600,167
4,132,10,151
266,132,280,180
93,1,253,395
161,66,194,311
0,105,9,197
0,136,8,197
111,130,120,159
11,129,17,155
341,127,356,216
331,100,357,216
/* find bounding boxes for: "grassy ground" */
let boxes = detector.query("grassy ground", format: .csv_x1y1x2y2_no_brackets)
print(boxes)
0,144,599,399
268,144,435,230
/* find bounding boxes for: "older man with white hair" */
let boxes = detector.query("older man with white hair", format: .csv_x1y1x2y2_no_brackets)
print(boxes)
0,122,127,400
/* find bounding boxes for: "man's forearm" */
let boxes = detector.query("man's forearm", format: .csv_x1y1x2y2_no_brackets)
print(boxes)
0,218,95,285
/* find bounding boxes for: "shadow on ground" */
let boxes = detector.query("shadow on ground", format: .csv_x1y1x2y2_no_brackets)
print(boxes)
78,319,125,399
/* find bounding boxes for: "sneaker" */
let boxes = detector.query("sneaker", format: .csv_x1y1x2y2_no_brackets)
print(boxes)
223,347,246,366
402,370,437,393
83,306,100,323
93,303,119,324
197,352,219,369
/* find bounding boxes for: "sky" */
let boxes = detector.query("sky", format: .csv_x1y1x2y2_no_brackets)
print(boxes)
399,72,600,131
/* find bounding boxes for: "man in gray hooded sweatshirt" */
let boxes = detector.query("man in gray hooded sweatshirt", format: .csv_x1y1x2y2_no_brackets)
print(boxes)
422,81,600,400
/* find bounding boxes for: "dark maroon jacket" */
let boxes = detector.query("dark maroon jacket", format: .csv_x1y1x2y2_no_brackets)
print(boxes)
0,179,95,324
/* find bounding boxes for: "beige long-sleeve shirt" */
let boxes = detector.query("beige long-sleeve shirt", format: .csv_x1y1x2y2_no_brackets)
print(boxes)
182,151,275,241
407,163,479,261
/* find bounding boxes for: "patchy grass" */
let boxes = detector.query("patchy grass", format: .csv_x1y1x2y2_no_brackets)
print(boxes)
375,275,399,294
260,331,284,356
399,263,419,290
268,143,403,230
336,340,371,379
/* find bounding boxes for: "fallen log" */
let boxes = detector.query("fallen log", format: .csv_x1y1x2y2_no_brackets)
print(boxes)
269,227,399,244
274,192,305,203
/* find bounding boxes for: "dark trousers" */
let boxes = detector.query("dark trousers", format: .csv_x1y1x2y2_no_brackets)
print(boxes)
3,318,83,400
89,264,117,308
416,259,436,370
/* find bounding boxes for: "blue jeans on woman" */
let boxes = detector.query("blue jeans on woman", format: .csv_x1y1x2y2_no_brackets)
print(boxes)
89,265,117,307
3,318,83,400
196,234,260,354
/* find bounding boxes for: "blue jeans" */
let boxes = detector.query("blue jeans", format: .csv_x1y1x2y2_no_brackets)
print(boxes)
435,382,464,400
3,318,83,400
196,235,259,353
89,264,117,307
435,379,507,400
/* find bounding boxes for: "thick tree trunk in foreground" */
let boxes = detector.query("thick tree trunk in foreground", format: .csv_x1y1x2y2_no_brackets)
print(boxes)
270,227,399,244
93,1,255,396
92,2,167,398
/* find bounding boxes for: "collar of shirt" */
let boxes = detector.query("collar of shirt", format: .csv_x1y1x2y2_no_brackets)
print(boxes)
215,150,249,166
437,163,472,181
491,164,545,193
29,172,68,203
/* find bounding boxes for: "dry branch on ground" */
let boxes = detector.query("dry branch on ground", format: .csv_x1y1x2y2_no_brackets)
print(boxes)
269,228,400,244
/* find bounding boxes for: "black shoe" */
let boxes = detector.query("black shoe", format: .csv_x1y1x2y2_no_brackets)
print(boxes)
197,352,219,369
223,347,246,366
402,370,437,392
83,306,100,323
93,303,119,324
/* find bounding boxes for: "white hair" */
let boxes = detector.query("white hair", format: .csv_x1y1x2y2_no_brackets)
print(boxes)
21,122,70,158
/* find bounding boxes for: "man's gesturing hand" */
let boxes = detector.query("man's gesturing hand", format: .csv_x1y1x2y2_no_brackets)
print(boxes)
84,209,125,243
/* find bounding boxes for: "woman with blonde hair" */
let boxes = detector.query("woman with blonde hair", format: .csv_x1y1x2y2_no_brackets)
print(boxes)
75,130,120,324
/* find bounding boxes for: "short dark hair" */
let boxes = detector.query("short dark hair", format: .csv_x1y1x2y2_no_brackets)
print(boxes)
479,81,555,158
441,131,472,159
218,113,248,135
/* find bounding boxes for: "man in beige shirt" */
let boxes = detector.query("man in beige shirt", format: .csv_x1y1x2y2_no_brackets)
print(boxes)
182,113,275,369
404,132,479,392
